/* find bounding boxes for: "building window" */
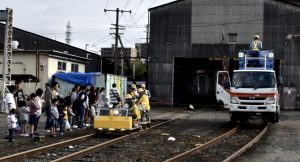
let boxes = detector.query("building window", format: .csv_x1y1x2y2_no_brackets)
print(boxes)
228,33,238,43
58,61,66,71
71,64,79,72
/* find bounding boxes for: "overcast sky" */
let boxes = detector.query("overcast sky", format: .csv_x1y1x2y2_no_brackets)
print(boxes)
0,0,175,53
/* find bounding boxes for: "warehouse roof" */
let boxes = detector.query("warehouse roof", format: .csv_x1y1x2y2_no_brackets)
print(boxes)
149,0,300,11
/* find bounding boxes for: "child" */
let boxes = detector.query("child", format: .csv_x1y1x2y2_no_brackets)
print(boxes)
50,98,59,137
63,103,72,132
57,98,66,135
18,101,30,136
89,100,96,127
29,93,39,138
7,109,18,142
67,105,75,131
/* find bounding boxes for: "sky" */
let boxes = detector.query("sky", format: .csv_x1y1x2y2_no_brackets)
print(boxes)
0,0,176,53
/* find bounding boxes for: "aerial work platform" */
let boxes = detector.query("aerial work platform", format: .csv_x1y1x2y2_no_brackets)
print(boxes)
238,50,274,70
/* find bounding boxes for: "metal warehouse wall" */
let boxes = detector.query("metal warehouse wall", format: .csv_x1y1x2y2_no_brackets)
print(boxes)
191,0,264,44
263,0,300,90
149,0,192,103
149,0,300,105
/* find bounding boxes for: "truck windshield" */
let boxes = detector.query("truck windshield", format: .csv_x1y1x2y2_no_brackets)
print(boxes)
232,72,276,88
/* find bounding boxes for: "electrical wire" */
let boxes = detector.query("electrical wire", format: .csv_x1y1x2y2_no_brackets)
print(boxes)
105,0,110,9
123,0,132,10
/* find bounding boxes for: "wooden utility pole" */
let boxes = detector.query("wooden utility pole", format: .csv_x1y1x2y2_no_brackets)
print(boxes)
104,8,131,75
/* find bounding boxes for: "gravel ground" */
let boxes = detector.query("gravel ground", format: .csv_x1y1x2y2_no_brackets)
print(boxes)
1,108,300,161
0,127,96,157
73,114,235,162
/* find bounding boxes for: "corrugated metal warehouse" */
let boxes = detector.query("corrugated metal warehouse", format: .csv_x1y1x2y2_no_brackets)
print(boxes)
148,0,300,106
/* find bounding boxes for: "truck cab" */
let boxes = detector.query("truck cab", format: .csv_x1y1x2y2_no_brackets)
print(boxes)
216,50,281,123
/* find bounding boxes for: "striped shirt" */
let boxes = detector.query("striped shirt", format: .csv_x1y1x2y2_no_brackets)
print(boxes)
109,88,120,104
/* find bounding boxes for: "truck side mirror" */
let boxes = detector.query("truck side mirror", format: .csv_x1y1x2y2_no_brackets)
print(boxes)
277,77,283,86
223,82,230,89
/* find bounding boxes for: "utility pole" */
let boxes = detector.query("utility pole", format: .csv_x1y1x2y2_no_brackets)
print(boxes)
104,8,131,75
0,8,13,112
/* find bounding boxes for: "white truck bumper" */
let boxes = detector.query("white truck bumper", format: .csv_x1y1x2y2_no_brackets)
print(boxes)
229,104,277,113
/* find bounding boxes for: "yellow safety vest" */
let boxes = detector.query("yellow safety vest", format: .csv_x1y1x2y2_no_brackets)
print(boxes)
253,41,259,50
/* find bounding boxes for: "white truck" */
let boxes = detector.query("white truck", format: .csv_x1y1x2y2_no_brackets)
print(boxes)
216,50,282,123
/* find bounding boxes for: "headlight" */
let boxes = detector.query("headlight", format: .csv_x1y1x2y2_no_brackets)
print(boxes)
124,103,129,109
113,110,119,115
230,96,239,104
266,97,275,104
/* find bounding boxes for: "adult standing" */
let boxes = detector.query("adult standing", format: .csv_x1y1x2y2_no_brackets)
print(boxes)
44,82,60,132
141,84,151,98
250,35,263,51
109,83,121,107
5,85,17,114
69,85,80,127
14,80,25,108
77,85,87,128
5,85,17,137
136,88,151,112
34,88,43,134
97,87,107,112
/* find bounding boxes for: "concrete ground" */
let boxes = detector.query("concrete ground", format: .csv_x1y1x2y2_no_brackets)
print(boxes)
238,110,300,162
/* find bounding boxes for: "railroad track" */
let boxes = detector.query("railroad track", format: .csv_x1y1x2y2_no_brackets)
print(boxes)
55,114,236,162
0,113,187,162
165,123,270,162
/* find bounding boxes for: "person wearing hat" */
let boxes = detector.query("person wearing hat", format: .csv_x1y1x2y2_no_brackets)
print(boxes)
250,35,262,50
136,88,150,112
141,84,151,98
125,94,141,126
131,84,139,99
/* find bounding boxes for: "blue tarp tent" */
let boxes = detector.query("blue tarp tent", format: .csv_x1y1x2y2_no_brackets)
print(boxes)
52,72,94,85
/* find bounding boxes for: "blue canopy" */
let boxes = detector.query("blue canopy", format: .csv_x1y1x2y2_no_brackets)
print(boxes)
52,72,94,85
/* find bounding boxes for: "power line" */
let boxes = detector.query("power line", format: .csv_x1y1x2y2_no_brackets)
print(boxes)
123,0,132,10
89,34,112,45
105,0,110,8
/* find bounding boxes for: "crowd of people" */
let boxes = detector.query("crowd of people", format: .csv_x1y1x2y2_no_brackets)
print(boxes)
5,80,151,142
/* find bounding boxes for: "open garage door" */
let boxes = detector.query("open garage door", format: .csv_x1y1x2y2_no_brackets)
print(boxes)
173,58,223,105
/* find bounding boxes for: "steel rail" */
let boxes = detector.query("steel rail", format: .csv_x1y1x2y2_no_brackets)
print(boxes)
223,123,270,162
164,126,240,162
0,134,95,162
52,114,187,162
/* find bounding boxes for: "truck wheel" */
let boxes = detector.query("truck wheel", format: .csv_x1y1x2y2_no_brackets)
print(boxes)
273,112,279,123
218,101,225,111
262,115,269,124
230,113,237,123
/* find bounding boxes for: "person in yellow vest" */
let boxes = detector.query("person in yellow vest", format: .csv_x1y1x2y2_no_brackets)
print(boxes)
136,88,150,112
131,84,139,99
141,84,151,98
250,35,262,50
125,94,141,127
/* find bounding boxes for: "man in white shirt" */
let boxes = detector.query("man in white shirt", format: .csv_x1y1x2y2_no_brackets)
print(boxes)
5,85,17,114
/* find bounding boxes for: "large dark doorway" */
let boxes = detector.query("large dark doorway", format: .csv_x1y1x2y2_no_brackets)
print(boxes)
173,58,223,105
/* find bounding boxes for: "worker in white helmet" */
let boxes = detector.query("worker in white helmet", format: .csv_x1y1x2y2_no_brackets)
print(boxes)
250,35,262,50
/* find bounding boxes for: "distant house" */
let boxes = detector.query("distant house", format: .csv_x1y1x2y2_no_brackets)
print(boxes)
0,24,114,95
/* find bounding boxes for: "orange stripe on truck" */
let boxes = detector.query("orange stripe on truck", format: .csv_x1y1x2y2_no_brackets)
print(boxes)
230,93,276,98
